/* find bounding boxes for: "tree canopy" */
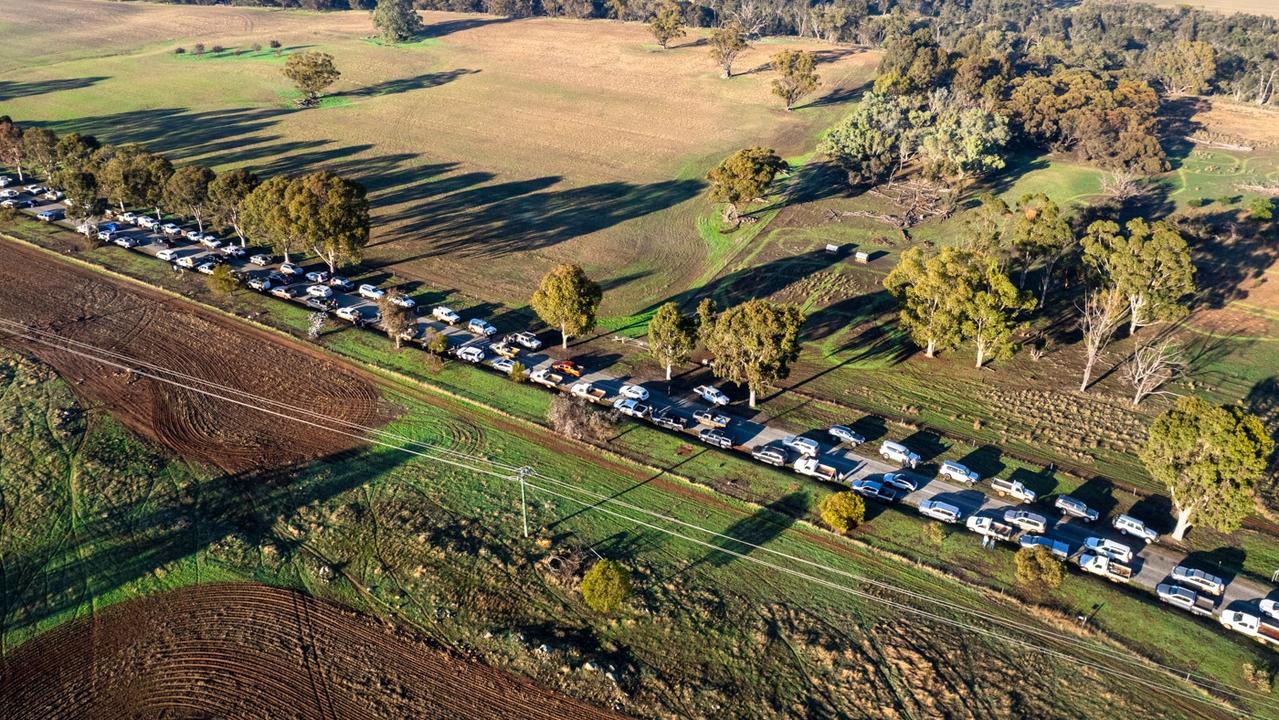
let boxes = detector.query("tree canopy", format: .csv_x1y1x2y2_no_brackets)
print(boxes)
648,2,685,49
704,299,804,408
372,0,422,43
580,559,631,613
770,49,820,110
208,168,261,246
531,264,602,349
647,302,696,381
1141,397,1273,540
165,165,217,233
242,175,303,261
819,491,865,534
708,21,748,78
705,146,787,223
1082,218,1195,334
288,170,370,273
283,51,341,103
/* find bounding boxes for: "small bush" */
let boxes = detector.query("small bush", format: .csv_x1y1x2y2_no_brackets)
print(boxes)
211,45,224,54
547,395,618,442
1249,196,1275,222
818,492,865,534
0,206,18,224
173,47,186,55
193,43,206,56
421,329,450,355
206,264,239,296
252,42,263,52
269,39,282,48
421,352,444,374
1014,545,1064,590
508,360,528,383
233,48,243,56
580,559,631,613
922,521,944,546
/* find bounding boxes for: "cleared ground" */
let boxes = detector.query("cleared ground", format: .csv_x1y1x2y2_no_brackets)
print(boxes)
0,0,876,311
1150,0,1279,17
0,582,627,720
0,239,390,472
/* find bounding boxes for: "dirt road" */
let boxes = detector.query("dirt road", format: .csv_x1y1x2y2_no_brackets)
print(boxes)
0,582,628,720
0,238,392,472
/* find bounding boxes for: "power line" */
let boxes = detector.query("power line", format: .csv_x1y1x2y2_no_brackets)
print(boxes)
0,319,1270,716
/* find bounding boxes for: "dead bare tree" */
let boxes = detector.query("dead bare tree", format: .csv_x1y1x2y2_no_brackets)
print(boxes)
1100,171,1144,201
1077,287,1128,393
1124,334,1185,406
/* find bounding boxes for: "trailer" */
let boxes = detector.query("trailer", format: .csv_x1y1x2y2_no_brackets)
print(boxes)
1077,554,1133,583
529,368,565,389
793,456,844,482
966,515,1018,543
570,382,608,403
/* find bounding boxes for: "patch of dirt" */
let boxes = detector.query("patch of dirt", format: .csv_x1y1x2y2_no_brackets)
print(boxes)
0,239,392,472
0,582,627,720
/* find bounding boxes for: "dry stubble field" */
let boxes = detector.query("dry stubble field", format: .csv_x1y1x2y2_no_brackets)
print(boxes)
0,0,877,310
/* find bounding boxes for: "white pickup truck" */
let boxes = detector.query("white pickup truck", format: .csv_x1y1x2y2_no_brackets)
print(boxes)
529,368,565,389
1220,611,1279,647
1156,583,1216,617
1077,554,1133,583
989,477,1036,504
793,456,844,482
966,515,1017,542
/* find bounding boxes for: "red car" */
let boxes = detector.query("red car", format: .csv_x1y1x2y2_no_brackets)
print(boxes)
551,359,584,377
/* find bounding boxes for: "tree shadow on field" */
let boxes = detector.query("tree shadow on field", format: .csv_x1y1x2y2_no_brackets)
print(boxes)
699,492,806,568
0,447,411,638
417,15,514,38
0,77,107,102
1184,210,1279,310
341,69,480,98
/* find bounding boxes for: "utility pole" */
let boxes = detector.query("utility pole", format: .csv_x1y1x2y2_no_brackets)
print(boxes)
518,466,532,538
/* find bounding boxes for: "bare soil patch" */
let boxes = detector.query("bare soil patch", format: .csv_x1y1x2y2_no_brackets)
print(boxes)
0,582,627,720
0,238,391,472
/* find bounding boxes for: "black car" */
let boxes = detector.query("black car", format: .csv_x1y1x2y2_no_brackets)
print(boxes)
850,479,906,504
267,271,288,285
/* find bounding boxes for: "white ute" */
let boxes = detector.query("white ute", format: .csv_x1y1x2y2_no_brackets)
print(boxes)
693,385,729,406
1002,509,1048,534
433,306,460,325
1221,611,1279,646
989,477,1036,504
879,441,920,469
1156,583,1215,617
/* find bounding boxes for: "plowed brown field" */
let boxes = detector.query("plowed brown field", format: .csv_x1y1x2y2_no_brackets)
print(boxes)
0,239,390,472
0,582,628,720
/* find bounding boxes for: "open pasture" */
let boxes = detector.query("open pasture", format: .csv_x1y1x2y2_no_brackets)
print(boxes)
0,0,876,311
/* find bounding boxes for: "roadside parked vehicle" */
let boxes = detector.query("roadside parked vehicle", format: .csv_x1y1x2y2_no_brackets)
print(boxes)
247,277,271,291
114,236,142,249
881,473,917,493
336,306,361,322
196,262,217,275
651,408,688,431
879,441,920,469
989,477,1036,504
1220,610,1279,646
491,357,516,374
1077,554,1133,583
918,499,962,524
938,460,979,485
828,425,865,446
967,515,1017,543
161,223,182,236
138,216,158,229
851,479,906,504
271,286,300,299
693,409,730,428
1054,495,1099,522
249,254,272,266
614,397,652,419
222,245,245,257
1112,514,1158,543
698,427,733,449
793,456,844,482
432,306,460,324
176,255,197,269
751,445,787,467
468,318,497,337
571,381,607,402
512,331,542,350
1156,583,1215,617
156,249,179,261
390,294,416,309
305,270,330,283
306,284,333,298
1002,509,1048,534
119,212,138,224
552,360,584,377
358,284,385,300
694,385,729,406
329,275,353,290
782,435,819,457
36,209,60,222
619,384,649,401
456,346,485,363
1171,566,1225,597
1084,536,1133,564
279,261,303,275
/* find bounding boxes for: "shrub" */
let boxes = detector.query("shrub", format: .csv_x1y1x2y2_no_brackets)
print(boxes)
233,48,243,56
1249,196,1274,222
580,559,631,613
421,352,444,374
211,45,224,54
508,360,528,383
252,42,263,52
1014,545,1064,590
922,521,944,546
193,43,206,56
547,395,617,442
422,329,450,355
270,39,282,48
0,206,18,224
818,492,865,534
173,47,186,55
206,264,239,296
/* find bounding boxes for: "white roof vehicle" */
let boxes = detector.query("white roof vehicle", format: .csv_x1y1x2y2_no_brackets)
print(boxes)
881,473,917,493
249,254,272,266
1261,598,1279,620
390,294,416,309
828,425,865,446
456,346,485,363
138,216,158,229
1054,495,1099,522
490,357,516,373
512,331,542,349
305,270,330,283
1083,536,1133,564
468,318,497,336
694,385,729,406
918,499,962,524
306,284,333,298
782,435,820,457
335,306,360,322
433,306,460,324
989,477,1036,504
1156,583,1215,617
247,277,271,291
1111,514,1158,543
161,223,182,236
1170,566,1225,597
619,384,649,401
176,255,197,268
938,460,979,485
358,284,385,300
156,249,179,261
1002,509,1048,534
196,262,217,275
279,261,303,275
120,212,138,224
184,229,202,241
879,441,920,469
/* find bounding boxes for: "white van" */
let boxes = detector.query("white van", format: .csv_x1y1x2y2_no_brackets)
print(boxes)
879,441,920,469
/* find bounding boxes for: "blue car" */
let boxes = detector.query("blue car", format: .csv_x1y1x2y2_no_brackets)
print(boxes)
36,210,60,222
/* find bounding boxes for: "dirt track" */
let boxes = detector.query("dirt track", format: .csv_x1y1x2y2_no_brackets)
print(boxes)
0,582,627,720
0,238,390,472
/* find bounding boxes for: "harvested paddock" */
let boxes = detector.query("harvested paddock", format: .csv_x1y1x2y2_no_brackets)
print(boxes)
0,238,390,472
0,582,628,720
